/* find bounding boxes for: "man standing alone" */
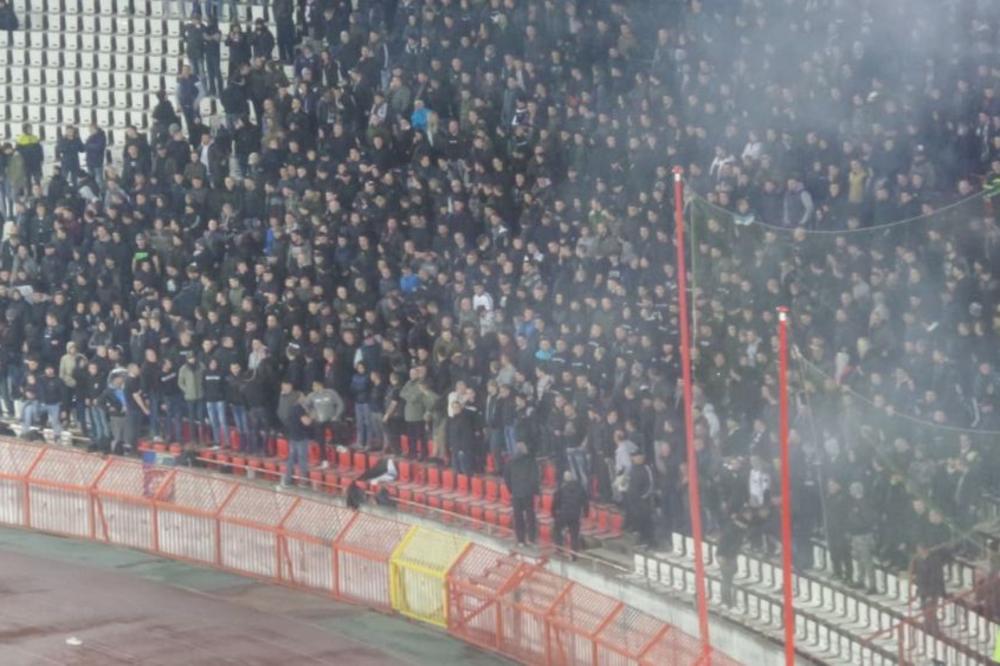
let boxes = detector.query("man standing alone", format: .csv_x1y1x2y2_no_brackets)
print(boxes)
280,399,312,489
504,441,539,547
552,470,589,557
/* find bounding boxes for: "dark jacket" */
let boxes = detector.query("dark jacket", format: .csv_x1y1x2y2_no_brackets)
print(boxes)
625,462,655,511
552,479,589,524
38,374,62,404
504,451,540,499
285,402,311,441
100,385,128,417
203,370,225,402
225,372,248,406
446,406,478,455
349,372,370,404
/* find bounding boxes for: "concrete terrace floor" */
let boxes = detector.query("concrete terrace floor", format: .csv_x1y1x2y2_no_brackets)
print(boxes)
0,527,514,666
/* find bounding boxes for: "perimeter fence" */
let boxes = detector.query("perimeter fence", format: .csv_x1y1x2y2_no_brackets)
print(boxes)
0,438,741,666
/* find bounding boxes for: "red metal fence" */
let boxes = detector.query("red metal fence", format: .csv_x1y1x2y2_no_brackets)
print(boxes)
0,439,741,665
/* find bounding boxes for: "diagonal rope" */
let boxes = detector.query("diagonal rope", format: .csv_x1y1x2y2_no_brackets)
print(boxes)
684,182,990,236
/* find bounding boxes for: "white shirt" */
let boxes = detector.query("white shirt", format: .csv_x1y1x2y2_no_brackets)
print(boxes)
473,291,494,312
748,468,771,507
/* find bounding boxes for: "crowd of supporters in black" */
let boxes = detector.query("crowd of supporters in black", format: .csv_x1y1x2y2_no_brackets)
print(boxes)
1,0,1000,605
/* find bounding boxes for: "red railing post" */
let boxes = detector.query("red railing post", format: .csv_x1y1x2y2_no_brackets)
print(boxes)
276,497,302,583
674,167,711,657
214,484,240,566
777,306,795,666
22,446,47,527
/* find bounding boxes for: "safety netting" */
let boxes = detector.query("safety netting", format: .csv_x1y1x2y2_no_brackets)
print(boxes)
685,184,1000,664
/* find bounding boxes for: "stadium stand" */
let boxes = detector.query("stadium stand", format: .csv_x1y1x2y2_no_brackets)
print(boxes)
2,0,1000,663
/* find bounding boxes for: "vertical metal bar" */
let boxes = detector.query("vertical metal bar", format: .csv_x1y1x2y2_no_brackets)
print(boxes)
214,484,240,566
22,446,47,527
673,167,711,659
777,306,795,666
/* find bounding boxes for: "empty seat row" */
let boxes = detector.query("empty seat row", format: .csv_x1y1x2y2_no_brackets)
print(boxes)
0,35,243,66
5,85,152,112
1,51,186,78
4,106,146,136
14,0,257,19
0,68,167,98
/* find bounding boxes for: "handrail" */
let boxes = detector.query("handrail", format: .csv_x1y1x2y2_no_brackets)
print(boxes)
643,538,994,665
636,548,899,665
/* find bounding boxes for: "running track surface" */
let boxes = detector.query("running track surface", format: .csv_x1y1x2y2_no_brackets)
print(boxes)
0,528,513,666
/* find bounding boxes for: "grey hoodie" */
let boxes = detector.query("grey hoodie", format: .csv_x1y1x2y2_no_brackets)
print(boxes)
305,388,345,423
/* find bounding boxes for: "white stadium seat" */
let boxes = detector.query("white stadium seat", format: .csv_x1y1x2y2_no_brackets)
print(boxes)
44,105,61,126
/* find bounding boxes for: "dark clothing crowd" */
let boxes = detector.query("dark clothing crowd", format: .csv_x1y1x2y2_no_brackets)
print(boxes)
0,0,999,579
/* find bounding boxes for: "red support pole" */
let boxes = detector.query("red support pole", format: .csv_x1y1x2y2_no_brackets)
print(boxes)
777,306,795,666
673,168,711,657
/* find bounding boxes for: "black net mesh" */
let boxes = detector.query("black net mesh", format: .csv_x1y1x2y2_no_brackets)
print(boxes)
685,187,1000,564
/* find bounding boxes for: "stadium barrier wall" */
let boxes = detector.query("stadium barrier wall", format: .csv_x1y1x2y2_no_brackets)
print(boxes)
0,438,740,665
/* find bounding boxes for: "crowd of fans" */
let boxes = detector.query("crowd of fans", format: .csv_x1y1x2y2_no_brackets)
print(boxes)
0,0,999,605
